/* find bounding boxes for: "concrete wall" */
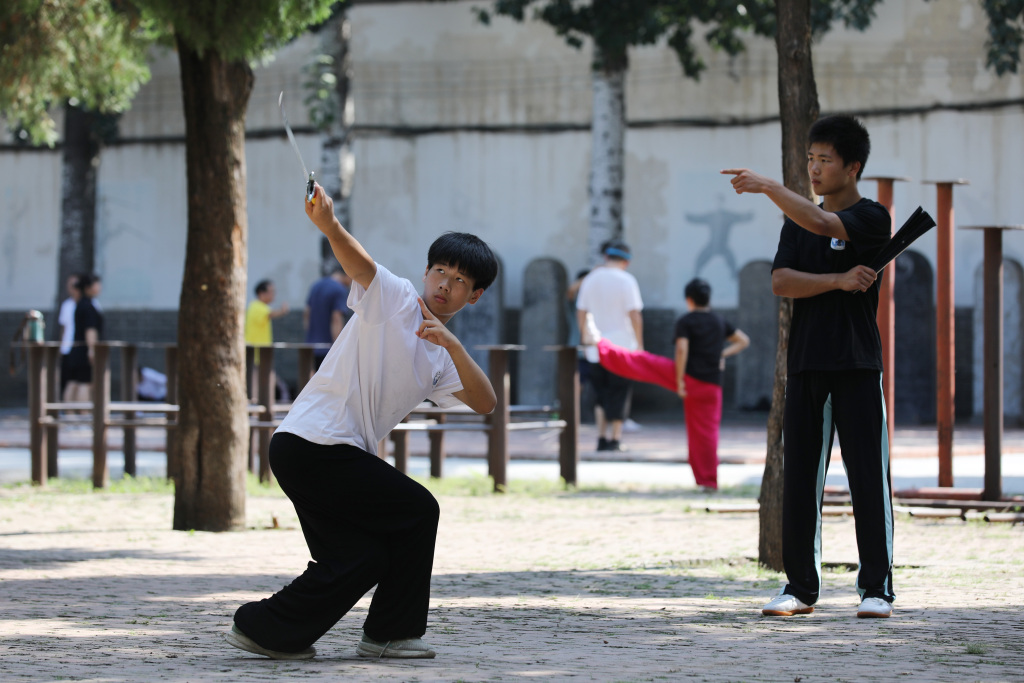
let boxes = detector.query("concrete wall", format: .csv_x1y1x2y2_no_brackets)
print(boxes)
2,0,1022,418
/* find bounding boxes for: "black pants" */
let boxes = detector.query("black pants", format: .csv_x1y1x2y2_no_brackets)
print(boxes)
234,431,440,652
782,370,895,606
588,362,632,421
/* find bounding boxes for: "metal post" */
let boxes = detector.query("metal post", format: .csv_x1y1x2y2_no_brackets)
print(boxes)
92,343,111,489
121,345,138,477
485,347,513,492
27,343,48,486
925,179,968,487
429,414,447,478
864,176,909,449
556,346,580,487
164,346,178,482
963,225,1024,501
44,345,60,478
982,229,1003,501
257,346,275,482
296,346,314,395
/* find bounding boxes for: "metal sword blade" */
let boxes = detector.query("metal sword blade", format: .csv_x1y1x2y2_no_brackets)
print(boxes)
278,91,309,180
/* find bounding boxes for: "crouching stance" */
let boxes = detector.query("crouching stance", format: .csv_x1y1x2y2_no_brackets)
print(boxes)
226,183,498,660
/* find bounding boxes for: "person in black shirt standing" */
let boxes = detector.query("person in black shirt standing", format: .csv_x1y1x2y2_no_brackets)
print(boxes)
723,115,896,619
64,274,104,405
674,279,749,491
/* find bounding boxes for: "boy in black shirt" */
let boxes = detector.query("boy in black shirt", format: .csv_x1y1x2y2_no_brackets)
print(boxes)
723,115,895,619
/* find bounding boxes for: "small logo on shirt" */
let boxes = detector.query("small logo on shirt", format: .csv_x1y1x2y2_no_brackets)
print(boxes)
433,371,442,387
830,238,846,251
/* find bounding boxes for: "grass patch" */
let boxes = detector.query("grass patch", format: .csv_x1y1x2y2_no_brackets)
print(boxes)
965,643,989,655
1,475,174,495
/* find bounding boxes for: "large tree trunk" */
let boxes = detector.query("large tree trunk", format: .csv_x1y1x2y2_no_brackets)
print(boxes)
55,104,99,321
319,12,355,267
171,39,254,532
588,45,626,265
760,0,820,570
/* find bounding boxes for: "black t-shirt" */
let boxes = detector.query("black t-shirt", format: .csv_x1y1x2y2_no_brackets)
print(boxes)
73,298,103,342
771,197,891,375
674,310,736,386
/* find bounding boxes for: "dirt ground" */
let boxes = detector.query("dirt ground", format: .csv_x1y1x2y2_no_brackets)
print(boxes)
1,479,1022,683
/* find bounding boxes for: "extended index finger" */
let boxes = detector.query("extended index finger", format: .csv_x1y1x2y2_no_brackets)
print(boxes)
720,169,744,176
417,297,436,320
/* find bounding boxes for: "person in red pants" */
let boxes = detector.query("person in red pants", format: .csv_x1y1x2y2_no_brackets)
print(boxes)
582,278,749,490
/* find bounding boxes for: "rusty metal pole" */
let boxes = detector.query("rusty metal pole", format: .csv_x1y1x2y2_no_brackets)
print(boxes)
925,179,968,488
963,225,1024,501
864,176,909,450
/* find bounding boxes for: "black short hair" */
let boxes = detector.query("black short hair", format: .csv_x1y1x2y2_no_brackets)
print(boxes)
684,278,711,307
76,273,100,293
808,115,871,179
427,232,498,291
254,279,273,296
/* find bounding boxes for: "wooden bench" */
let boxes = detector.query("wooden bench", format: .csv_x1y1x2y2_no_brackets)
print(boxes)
24,342,581,492
384,345,580,491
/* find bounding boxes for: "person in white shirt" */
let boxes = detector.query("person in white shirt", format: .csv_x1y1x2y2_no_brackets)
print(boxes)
227,182,498,662
57,274,80,396
575,240,644,452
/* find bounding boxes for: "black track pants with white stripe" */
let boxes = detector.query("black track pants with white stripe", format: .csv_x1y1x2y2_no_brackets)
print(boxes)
781,370,895,606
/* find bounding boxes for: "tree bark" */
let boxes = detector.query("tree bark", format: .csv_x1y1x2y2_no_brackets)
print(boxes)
171,38,254,532
55,104,99,323
760,0,820,571
588,45,626,266
319,12,355,268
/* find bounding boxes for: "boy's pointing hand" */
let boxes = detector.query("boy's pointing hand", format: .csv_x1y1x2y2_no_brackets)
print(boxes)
416,297,456,349
721,168,773,195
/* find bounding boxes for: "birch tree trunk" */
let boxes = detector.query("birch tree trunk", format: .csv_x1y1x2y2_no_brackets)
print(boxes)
171,39,253,532
588,45,626,266
760,0,820,570
319,12,355,268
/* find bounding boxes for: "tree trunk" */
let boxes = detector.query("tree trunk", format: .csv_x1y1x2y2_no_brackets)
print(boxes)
171,39,254,532
588,45,626,266
760,0,820,570
55,104,99,324
320,12,355,268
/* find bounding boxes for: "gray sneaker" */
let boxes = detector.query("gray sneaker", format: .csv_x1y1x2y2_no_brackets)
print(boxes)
356,634,437,659
761,590,814,616
225,624,316,660
857,597,893,618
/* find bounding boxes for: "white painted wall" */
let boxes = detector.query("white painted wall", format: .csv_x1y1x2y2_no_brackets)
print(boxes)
1,0,1022,321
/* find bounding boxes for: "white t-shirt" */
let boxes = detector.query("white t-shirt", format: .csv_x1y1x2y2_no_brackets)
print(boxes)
575,265,644,350
58,298,76,355
276,264,464,454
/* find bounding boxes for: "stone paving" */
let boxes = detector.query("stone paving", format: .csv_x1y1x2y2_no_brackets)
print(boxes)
2,474,1023,682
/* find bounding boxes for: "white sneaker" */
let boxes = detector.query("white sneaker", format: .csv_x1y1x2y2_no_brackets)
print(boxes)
761,590,814,616
857,597,893,618
356,634,436,659
225,624,316,660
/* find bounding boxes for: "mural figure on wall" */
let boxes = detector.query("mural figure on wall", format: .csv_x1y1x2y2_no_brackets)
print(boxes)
686,195,753,279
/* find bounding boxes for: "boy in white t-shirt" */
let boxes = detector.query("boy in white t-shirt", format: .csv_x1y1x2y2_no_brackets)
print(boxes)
226,183,498,662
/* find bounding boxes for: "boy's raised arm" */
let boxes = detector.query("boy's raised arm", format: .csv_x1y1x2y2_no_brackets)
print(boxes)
304,183,377,290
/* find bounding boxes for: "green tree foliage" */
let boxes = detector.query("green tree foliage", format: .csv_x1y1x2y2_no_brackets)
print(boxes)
980,0,1024,74
131,0,336,61
0,0,157,145
474,0,889,76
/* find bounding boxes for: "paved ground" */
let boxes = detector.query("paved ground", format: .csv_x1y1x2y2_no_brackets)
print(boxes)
1,411,1023,682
